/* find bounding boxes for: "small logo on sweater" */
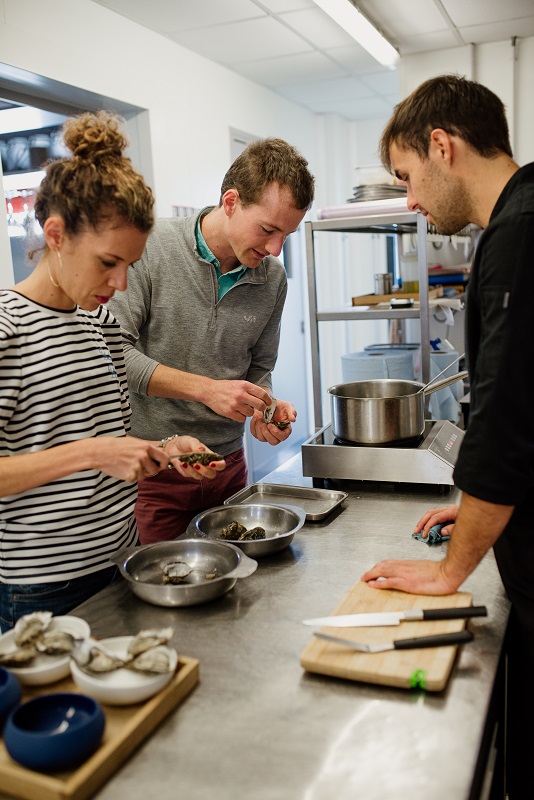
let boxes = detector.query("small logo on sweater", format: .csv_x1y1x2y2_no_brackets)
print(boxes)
243,315,257,323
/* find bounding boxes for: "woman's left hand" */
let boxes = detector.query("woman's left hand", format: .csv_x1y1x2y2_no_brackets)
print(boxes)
163,435,226,481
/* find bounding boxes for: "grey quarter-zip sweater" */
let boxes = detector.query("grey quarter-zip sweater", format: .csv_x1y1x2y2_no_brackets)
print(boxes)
108,210,287,456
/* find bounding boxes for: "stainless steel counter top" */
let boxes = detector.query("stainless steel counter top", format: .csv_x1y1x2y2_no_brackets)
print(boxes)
3,456,509,800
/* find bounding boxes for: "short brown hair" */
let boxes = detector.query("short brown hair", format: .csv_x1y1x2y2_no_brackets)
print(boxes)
380,74,513,171
220,137,315,210
34,111,155,236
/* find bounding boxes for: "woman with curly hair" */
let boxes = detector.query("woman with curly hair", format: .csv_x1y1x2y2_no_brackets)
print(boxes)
0,112,224,629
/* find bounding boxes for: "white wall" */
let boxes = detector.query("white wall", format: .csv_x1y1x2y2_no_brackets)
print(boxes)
3,2,533,433
400,37,534,165
0,0,317,215
0,0,323,444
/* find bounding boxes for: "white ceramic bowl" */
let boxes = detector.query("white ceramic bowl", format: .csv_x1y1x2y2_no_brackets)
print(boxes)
0,616,91,686
70,636,178,706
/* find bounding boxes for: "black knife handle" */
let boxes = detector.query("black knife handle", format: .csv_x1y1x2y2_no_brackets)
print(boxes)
422,606,487,620
393,630,474,649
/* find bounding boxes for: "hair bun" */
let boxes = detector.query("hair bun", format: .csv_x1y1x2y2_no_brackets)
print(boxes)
62,111,128,164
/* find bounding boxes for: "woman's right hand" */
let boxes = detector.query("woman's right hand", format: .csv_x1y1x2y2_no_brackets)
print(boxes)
92,436,169,483
414,504,459,539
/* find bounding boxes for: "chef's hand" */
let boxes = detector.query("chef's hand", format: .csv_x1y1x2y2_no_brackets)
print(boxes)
414,504,459,538
361,559,460,595
250,400,297,445
94,436,170,483
163,435,226,482
203,379,272,422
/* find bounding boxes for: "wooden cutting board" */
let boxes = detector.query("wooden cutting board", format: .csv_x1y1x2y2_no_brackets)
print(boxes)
300,581,474,691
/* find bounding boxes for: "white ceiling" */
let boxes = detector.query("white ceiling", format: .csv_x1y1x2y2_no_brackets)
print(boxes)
91,0,534,121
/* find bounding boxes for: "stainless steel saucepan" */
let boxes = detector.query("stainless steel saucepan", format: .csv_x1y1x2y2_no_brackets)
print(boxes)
328,359,468,445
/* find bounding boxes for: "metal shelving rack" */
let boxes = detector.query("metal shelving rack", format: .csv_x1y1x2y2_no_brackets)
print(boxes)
305,210,430,430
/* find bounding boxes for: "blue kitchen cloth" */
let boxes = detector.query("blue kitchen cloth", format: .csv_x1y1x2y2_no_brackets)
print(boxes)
412,522,453,546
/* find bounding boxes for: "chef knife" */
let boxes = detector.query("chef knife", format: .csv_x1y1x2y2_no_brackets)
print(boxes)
314,629,474,653
303,605,487,628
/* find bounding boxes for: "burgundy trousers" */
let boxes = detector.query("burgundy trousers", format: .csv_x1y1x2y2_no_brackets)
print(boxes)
135,448,248,545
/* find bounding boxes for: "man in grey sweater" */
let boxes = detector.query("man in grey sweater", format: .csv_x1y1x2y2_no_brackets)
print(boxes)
109,138,315,544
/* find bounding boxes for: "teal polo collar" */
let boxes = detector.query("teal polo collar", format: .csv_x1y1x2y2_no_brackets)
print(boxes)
195,214,247,300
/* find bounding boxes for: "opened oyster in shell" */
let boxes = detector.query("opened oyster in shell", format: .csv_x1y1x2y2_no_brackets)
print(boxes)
162,561,193,584
0,611,80,667
71,627,178,677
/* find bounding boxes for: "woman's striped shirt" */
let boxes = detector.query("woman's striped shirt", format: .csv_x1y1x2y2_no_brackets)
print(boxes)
0,290,138,584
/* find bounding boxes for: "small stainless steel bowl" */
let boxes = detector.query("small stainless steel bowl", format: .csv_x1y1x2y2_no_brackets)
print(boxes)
186,503,306,557
111,539,257,607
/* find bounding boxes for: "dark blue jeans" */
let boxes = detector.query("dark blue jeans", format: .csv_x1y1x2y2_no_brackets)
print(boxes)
0,566,119,633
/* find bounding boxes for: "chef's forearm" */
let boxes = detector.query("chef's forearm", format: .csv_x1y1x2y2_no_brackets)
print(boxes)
440,492,514,587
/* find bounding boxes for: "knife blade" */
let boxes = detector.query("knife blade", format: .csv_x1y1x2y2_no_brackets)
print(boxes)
303,605,487,628
314,629,474,653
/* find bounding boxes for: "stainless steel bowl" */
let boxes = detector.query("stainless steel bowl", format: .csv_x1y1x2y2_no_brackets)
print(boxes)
186,503,306,557
111,539,257,607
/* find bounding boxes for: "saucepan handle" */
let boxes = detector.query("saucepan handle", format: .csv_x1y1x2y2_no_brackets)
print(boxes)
423,369,469,397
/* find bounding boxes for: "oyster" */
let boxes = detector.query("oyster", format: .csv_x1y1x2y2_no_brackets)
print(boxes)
270,420,290,430
263,397,277,423
219,520,247,540
35,629,75,655
170,451,224,466
162,561,192,584
71,638,127,674
0,645,37,667
13,611,53,647
204,568,220,580
238,526,266,541
128,645,176,675
127,627,174,656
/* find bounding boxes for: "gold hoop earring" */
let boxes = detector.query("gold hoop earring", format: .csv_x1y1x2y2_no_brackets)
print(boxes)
47,250,61,288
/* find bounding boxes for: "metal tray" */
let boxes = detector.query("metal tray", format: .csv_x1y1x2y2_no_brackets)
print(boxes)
224,483,347,521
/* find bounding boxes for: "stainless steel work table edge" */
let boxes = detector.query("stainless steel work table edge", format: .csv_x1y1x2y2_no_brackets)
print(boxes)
6,454,507,800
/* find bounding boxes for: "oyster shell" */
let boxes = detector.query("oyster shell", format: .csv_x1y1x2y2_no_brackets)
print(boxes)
13,611,53,647
238,526,266,541
170,451,224,466
162,561,193,584
128,645,176,675
127,627,174,656
0,645,37,667
71,638,128,674
219,521,247,540
270,420,290,430
263,398,277,423
35,629,75,655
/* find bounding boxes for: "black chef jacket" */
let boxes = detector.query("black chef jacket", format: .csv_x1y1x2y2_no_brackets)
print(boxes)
454,162,534,600
453,163,534,798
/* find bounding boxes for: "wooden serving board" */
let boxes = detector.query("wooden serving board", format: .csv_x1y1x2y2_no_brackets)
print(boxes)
0,656,199,800
300,581,473,691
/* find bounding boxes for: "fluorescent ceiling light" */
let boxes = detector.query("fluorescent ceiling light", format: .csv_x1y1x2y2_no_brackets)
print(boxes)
311,0,399,69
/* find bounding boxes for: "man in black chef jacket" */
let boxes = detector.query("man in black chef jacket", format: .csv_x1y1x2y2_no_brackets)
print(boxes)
361,74,534,799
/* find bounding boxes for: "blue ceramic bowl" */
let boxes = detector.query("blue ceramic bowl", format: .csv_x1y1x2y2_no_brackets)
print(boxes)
0,667,22,729
3,692,105,772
